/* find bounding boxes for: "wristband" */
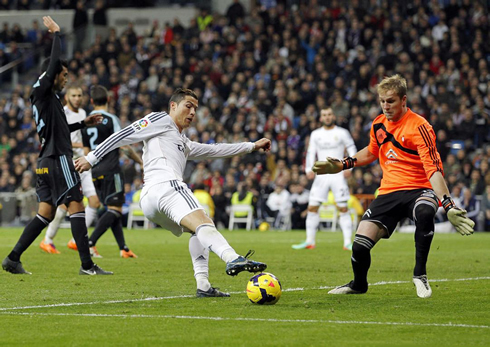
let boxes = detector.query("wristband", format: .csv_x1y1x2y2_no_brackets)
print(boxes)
341,157,357,170
80,121,87,128
441,194,455,213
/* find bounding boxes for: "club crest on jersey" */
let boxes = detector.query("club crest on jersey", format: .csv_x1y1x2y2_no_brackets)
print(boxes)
176,143,185,153
386,149,398,159
132,119,150,131
376,128,387,144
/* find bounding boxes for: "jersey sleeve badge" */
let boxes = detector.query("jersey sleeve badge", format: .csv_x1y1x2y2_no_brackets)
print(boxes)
132,118,151,132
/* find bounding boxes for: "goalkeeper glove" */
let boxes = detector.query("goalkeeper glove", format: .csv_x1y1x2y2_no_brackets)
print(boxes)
442,195,474,236
312,157,356,175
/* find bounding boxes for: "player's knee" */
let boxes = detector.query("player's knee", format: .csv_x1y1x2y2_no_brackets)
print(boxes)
352,234,376,255
338,205,348,213
413,201,437,224
195,223,217,234
89,199,101,209
307,205,319,213
413,201,437,238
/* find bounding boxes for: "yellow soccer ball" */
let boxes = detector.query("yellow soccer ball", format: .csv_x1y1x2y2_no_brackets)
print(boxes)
258,222,270,231
246,272,282,305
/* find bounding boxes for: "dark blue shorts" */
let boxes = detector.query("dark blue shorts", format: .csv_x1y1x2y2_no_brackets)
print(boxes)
36,155,83,206
92,172,125,206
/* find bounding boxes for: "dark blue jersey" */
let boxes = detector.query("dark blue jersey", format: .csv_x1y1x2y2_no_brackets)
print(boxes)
30,33,75,158
82,110,121,176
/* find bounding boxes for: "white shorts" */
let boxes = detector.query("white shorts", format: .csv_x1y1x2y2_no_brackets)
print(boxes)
80,169,97,198
308,173,349,207
139,180,204,237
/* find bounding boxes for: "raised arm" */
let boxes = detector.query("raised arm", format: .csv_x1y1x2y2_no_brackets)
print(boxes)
33,16,61,95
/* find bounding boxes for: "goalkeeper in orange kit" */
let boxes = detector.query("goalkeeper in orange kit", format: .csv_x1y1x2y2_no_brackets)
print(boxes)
313,75,474,298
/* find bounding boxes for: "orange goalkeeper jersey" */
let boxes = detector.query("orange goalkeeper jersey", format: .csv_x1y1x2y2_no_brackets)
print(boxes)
367,108,443,195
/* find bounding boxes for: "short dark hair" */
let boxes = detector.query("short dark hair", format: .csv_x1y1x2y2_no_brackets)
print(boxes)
169,88,197,110
90,85,108,106
41,58,68,76
65,84,83,93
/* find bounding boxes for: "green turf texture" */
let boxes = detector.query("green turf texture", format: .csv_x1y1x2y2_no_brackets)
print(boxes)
0,227,489,346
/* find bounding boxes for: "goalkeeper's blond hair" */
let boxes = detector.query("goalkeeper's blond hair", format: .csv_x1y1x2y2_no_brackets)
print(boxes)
377,74,407,99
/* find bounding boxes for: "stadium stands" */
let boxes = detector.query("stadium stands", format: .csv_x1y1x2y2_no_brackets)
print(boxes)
0,0,489,230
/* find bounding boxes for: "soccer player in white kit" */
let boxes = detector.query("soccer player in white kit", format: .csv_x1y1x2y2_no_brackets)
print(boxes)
39,85,101,254
75,88,269,297
292,107,357,250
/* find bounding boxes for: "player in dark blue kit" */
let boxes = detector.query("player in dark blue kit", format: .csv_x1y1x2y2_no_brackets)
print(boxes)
83,85,142,258
2,16,112,275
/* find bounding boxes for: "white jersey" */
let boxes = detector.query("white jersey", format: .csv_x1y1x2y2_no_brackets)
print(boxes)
266,189,292,216
305,125,357,174
86,112,254,190
64,105,87,159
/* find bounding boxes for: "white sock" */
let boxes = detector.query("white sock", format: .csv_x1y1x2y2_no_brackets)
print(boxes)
195,224,239,263
339,211,353,247
189,234,211,291
305,212,320,245
85,206,98,228
45,207,67,243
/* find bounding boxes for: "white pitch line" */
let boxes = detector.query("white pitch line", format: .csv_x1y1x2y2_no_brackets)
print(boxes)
0,276,489,312
0,311,488,329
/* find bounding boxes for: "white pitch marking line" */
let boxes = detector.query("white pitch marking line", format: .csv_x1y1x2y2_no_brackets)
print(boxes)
0,276,489,312
0,311,488,329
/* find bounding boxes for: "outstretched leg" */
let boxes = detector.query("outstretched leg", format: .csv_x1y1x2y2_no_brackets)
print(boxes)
194,223,239,263
189,234,229,297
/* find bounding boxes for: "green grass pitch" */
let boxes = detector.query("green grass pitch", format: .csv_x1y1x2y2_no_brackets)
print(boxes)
0,227,489,346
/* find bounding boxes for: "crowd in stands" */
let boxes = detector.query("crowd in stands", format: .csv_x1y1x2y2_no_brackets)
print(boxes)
0,0,489,230
0,0,157,11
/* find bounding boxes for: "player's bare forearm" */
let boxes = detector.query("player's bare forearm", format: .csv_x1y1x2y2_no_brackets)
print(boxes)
72,142,83,148
74,157,92,173
429,171,451,201
353,147,378,166
123,145,143,166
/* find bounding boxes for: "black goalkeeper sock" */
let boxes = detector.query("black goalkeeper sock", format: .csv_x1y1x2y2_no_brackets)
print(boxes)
351,234,376,291
89,209,118,246
413,203,436,276
10,214,51,261
109,210,128,251
70,211,93,269
414,226,434,277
